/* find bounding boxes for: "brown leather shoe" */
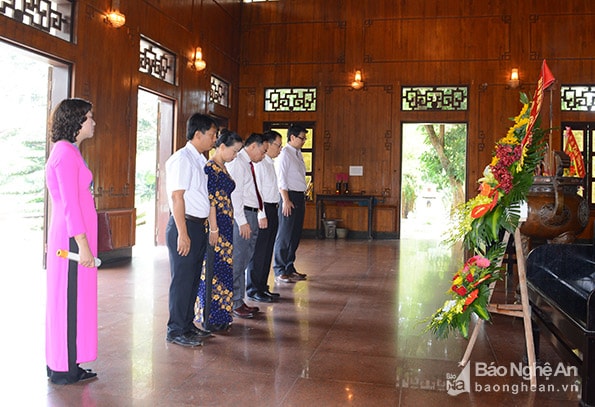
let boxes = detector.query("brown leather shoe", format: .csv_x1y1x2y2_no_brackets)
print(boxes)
275,274,293,283
233,304,255,319
290,271,307,280
243,303,260,313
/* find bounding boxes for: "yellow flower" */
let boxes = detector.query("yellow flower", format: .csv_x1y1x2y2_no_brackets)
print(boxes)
514,103,529,122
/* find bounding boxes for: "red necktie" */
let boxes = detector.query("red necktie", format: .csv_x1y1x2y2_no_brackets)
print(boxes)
250,162,263,210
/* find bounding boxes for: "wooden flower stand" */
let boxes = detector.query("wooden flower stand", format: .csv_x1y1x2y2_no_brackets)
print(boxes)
458,227,537,389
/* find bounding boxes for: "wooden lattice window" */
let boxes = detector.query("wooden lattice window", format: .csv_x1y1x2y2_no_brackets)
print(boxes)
402,86,468,111
264,88,317,112
561,85,595,112
139,36,176,85
0,0,73,41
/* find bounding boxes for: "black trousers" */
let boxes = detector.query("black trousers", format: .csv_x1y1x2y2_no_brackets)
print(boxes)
247,202,279,295
165,216,207,337
47,237,81,383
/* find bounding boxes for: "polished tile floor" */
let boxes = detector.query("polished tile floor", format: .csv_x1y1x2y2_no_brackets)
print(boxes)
0,238,582,406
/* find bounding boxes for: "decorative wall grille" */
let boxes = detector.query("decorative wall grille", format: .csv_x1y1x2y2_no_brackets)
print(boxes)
210,75,230,107
402,86,468,111
139,36,176,85
561,85,595,112
0,0,73,41
264,88,317,112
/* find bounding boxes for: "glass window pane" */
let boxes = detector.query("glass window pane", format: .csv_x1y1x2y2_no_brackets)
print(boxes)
303,152,312,173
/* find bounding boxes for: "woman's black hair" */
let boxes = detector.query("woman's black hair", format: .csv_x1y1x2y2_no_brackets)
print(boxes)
216,128,243,148
50,98,93,143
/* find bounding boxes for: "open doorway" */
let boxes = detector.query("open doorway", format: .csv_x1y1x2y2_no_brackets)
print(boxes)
0,40,70,381
400,123,467,240
134,89,174,248
0,41,69,268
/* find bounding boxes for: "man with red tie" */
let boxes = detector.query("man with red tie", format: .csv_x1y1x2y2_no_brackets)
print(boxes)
226,133,268,318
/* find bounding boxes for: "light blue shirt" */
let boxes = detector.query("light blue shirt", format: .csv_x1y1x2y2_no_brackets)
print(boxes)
275,144,307,192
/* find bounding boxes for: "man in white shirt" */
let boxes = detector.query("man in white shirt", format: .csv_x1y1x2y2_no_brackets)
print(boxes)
246,131,283,302
273,124,309,283
165,113,218,347
226,133,268,318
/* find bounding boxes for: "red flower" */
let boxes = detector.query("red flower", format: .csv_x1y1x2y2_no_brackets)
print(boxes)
465,273,474,282
464,289,479,305
452,285,468,296
463,289,480,310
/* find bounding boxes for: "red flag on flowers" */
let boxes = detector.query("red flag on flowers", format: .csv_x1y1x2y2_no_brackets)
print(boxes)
564,126,586,177
522,60,556,149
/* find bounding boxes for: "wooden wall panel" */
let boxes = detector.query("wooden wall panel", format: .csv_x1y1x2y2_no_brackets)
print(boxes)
238,0,595,238
375,206,397,233
242,21,346,66
102,209,136,249
0,0,242,251
529,13,595,61
364,16,510,63
4,0,595,242
322,85,393,196
143,0,196,30
203,0,242,62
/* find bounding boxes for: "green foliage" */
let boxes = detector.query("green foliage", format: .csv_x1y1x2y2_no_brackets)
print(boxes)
419,124,466,192
401,173,418,218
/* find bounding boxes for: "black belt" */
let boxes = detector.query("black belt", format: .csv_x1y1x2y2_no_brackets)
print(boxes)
185,214,207,223
265,202,279,208
288,190,305,194
244,206,259,212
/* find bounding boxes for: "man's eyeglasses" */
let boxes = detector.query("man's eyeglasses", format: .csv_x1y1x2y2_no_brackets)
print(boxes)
295,135,307,141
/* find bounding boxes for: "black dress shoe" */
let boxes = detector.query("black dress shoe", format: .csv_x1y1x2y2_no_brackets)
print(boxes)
249,291,274,303
206,323,231,332
188,325,213,338
166,333,203,347
263,291,280,300
77,367,98,382
48,366,97,384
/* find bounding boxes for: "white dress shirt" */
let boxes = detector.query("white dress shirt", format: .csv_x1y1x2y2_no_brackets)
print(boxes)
165,142,209,218
275,144,307,192
254,155,279,219
226,149,261,226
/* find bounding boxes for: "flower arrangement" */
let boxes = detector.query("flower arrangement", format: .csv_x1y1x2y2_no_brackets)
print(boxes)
426,92,548,339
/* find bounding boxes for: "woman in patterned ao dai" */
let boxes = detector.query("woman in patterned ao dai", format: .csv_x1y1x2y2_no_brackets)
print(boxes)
196,130,244,332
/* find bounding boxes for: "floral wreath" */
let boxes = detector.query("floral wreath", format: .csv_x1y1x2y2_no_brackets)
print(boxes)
426,92,547,339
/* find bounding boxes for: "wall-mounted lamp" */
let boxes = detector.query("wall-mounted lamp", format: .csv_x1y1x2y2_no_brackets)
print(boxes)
104,1,126,28
508,68,520,88
351,69,364,90
192,47,207,71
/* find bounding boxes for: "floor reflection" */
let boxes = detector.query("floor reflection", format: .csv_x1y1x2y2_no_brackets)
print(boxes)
0,238,581,406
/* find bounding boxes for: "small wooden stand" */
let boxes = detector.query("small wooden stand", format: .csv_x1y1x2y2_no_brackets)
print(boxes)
458,227,537,389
